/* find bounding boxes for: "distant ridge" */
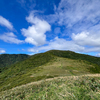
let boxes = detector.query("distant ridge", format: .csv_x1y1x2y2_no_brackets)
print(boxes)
0,54,29,68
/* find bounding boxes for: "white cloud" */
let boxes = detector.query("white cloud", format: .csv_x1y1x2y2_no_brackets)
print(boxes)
43,0,100,54
0,32,23,44
72,31,100,46
88,24,100,32
0,49,6,54
27,34,100,54
85,47,100,53
95,53,100,57
54,0,100,27
28,37,85,53
45,0,100,33
0,16,13,30
21,12,51,46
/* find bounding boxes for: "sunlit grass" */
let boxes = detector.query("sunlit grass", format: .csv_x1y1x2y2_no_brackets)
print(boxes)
0,75,100,100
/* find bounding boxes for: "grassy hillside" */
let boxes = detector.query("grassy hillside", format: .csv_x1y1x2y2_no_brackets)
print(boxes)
0,50,100,92
48,50,100,73
49,50,100,66
0,52,54,91
0,75,100,100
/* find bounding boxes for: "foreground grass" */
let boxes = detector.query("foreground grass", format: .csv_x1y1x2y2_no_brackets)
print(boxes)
0,74,100,100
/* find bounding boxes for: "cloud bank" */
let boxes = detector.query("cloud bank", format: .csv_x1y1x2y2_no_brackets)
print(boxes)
28,37,85,53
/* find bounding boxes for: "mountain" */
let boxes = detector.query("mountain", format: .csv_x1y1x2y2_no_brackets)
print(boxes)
0,54,29,73
0,50,100,99
0,54,29,68
48,50,100,67
0,50,100,92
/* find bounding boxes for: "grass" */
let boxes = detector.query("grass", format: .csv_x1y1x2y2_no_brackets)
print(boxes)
0,50,100,93
0,75,100,100
0,52,54,91
0,56,96,92
31,57,94,77
48,50,100,73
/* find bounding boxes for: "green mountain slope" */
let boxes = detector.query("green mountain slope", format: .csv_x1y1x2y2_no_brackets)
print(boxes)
0,54,29,68
48,50,100,68
48,50,100,73
0,54,29,73
0,50,100,92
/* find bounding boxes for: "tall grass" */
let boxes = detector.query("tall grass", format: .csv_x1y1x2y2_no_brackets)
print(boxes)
0,75,100,100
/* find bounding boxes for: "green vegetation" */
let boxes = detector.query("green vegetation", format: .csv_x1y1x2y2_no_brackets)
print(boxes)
0,54,29,73
0,54,29,68
0,50,100,92
0,50,100,95
48,50,100,73
0,75,100,100
0,52,54,91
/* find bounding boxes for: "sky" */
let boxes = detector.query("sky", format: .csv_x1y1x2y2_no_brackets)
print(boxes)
0,0,100,56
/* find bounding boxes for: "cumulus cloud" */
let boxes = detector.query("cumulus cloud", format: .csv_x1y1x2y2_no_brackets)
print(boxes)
0,32,23,44
72,31,100,46
21,12,51,46
27,32,100,54
0,16,13,30
28,37,85,53
0,49,6,54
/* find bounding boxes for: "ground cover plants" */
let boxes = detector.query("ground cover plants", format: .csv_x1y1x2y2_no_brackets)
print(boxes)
0,50,100,99
0,75,100,100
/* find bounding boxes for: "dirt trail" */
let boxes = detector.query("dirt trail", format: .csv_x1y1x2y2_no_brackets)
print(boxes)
81,74,100,77
11,74,100,91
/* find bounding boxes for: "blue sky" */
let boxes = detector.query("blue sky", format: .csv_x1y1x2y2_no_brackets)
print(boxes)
0,0,100,56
